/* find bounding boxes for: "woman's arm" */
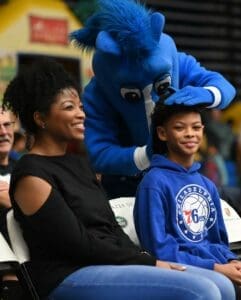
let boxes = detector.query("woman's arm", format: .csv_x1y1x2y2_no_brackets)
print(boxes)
14,175,156,266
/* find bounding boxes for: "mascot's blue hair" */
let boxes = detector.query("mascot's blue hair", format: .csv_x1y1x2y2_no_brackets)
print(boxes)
70,0,164,56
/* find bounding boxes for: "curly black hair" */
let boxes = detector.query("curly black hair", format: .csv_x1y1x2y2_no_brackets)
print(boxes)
3,58,80,135
151,101,205,155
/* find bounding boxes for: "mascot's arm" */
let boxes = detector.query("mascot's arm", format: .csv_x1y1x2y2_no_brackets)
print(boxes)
165,52,236,109
83,79,143,175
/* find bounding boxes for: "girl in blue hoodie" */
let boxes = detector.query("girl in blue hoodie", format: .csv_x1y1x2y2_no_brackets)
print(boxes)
134,102,241,297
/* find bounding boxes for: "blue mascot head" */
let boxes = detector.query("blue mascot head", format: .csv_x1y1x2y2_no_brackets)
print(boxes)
70,0,179,106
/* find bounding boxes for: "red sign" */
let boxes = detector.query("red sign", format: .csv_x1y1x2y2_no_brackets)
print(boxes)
29,15,68,45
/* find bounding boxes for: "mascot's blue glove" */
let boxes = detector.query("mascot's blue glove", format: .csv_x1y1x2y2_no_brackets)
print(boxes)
164,86,213,106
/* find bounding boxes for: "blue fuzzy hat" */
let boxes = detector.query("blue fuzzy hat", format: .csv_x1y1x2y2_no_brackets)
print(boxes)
70,0,165,57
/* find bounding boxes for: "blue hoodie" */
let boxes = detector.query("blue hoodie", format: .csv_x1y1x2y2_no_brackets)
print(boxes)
134,154,237,270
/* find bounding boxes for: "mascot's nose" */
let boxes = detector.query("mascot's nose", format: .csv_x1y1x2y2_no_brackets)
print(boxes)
142,84,155,130
159,86,177,102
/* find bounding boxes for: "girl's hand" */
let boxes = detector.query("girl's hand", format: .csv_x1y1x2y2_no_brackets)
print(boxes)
215,263,241,284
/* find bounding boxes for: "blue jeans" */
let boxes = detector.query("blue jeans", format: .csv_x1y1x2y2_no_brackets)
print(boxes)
48,264,235,300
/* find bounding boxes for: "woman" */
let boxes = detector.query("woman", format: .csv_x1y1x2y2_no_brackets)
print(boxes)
2,58,235,300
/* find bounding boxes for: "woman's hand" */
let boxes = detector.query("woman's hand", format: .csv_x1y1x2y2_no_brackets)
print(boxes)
156,260,186,271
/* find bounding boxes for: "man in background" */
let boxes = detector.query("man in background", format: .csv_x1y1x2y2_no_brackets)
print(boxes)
0,107,23,300
0,107,16,209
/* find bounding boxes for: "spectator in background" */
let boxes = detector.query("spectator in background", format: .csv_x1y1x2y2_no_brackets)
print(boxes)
234,124,241,185
203,109,241,216
0,107,22,300
201,141,229,188
9,131,26,161
205,109,235,161
0,107,16,209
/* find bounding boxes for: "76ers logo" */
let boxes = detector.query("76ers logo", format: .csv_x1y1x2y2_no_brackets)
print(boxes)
176,184,216,242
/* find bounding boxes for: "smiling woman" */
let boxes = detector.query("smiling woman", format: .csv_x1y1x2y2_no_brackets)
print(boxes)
31,87,85,156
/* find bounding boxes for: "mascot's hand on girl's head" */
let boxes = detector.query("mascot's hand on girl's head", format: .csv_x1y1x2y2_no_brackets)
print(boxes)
164,86,213,106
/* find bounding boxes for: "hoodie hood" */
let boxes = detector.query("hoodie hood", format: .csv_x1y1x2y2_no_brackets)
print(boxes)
150,154,201,174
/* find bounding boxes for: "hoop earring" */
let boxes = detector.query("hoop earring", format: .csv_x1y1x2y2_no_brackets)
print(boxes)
41,123,46,129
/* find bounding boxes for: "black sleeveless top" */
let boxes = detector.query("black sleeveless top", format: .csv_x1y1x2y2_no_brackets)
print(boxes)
9,153,155,297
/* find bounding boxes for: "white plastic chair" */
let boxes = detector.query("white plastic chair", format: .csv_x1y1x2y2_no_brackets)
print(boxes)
220,199,241,257
0,230,19,275
6,209,39,300
110,197,241,257
109,197,140,245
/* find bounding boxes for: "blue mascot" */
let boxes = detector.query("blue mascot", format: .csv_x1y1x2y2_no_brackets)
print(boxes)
71,0,236,198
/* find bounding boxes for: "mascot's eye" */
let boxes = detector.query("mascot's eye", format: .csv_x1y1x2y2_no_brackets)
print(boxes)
120,87,142,102
154,75,171,96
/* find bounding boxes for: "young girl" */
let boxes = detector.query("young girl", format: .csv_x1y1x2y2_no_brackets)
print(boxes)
134,102,241,298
